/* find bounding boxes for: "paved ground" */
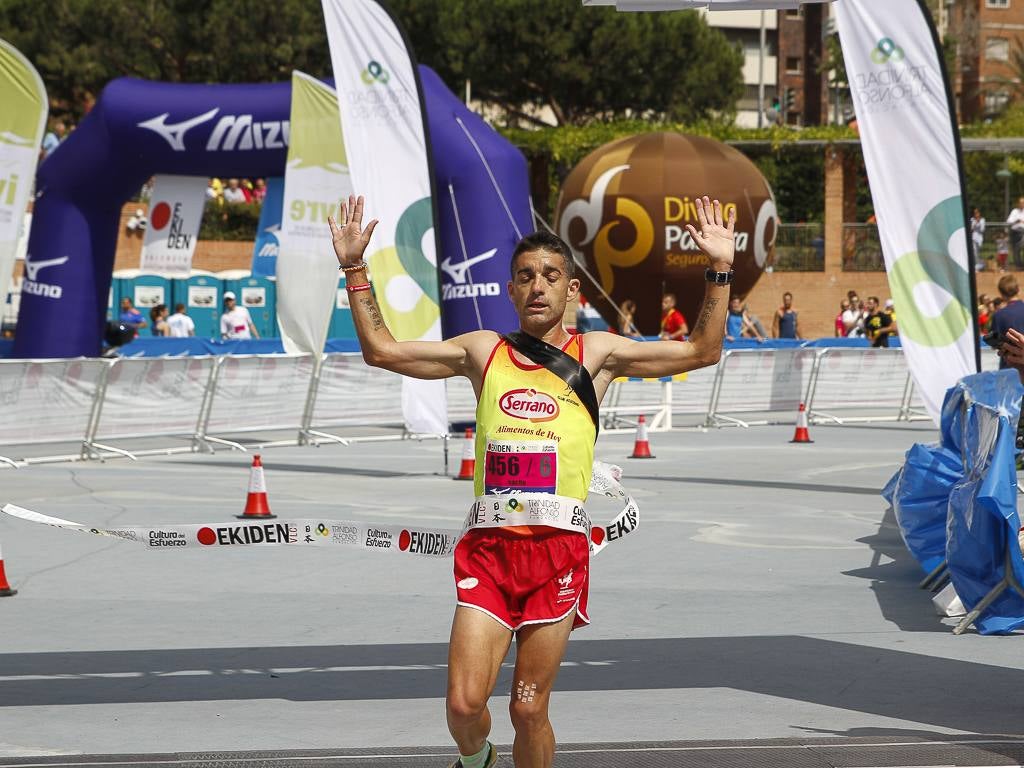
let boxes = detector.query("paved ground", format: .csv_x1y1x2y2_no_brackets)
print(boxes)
1,422,1022,766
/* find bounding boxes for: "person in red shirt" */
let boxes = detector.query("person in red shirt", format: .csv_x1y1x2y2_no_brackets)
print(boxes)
835,298,850,336
660,293,688,340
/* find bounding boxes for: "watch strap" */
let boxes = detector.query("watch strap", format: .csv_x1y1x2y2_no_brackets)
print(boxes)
705,268,735,285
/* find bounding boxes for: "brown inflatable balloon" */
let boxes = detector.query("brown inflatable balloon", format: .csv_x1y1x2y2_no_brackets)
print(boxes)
556,132,777,336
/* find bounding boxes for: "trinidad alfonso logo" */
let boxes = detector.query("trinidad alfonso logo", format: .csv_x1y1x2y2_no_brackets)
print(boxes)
361,60,390,85
871,37,905,65
500,388,560,422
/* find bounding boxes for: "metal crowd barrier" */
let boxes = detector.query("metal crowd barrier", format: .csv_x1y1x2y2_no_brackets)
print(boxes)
0,347,995,465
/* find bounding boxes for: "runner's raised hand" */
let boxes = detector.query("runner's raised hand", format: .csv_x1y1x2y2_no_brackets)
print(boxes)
328,194,379,268
684,196,736,270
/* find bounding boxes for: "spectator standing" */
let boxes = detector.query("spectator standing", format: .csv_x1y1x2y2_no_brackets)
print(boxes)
971,208,986,269
842,293,865,337
118,297,147,336
834,298,850,337
220,292,259,340
618,299,642,338
991,275,1024,369
884,299,898,338
166,303,196,338
996,229,1010,272
223,178,247,204
206,178,224,205
773,292,801,339
252,178,268,203
863,296,894,348
149,304,170,337
659,293,688,340
40,119,66,160
1007,197,1024,268
978,294,993,334
725,296,763,342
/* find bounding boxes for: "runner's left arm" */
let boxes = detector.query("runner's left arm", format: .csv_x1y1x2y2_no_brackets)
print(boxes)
600,197,734,379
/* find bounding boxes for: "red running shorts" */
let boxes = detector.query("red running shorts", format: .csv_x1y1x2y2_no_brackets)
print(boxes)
454,528,590,631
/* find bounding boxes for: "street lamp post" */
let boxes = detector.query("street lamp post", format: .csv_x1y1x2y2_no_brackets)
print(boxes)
996,161,1011,219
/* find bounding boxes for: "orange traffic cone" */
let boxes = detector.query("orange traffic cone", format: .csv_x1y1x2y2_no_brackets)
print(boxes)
629,414,655,458
455,428,476,481
0,542,16,597
790,403,814,444
238,454,276,519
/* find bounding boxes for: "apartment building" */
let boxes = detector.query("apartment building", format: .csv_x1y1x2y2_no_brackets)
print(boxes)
703,4,833,127
948,0,1024,121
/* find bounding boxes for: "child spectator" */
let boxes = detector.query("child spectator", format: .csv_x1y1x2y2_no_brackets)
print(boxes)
996,229,1010,272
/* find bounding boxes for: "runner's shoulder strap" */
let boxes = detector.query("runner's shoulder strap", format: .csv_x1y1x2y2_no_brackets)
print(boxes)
502,331,599,438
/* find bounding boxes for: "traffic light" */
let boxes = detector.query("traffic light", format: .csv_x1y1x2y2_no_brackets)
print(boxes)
784,87,796,113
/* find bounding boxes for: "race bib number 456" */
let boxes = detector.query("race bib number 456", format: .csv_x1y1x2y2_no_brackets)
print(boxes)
484,439,557,494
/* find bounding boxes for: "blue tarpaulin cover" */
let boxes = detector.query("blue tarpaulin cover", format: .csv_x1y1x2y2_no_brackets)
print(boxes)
886,368,1024,633
945,371,1024,634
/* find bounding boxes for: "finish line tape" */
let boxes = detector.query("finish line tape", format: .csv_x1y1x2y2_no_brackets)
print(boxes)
1,462,638,558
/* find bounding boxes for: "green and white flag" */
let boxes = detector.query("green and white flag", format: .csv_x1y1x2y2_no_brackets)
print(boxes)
321,0,446,435
836,0,976,423
0,39,47,305
277,71,353,356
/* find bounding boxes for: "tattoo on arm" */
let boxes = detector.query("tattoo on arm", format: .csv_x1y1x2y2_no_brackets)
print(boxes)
360,295,385,331
694,298,719,334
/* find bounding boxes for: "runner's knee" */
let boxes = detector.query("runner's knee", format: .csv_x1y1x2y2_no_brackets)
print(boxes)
509,686,549,734
446,688,489,725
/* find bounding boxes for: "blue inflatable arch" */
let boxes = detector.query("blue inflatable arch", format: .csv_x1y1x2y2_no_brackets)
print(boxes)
15,78,293,358
14,70,533,358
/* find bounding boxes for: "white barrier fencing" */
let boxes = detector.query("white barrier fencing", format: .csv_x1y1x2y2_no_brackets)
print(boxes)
0,347,998,465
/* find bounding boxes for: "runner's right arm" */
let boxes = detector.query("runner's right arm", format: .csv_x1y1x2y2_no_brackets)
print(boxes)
329,194,478,380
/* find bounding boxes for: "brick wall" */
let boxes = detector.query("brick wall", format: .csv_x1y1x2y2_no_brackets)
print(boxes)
745,268,1016,339
108,204,1021,339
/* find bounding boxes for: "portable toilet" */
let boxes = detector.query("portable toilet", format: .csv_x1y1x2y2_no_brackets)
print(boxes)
329,275,356,341
133,273,173,335
219,271,276,338
172,270,221,339
111,269,141,323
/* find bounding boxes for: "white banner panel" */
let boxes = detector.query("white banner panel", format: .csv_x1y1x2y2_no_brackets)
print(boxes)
712,349,815,416
0,40,46,303
141,175,208,276
205,355,314,435
0,360,106,445
321,0,447,434
809,348,911,418
278,72,353,355
312,353,405,430
836,1,974,424
96,357,213,440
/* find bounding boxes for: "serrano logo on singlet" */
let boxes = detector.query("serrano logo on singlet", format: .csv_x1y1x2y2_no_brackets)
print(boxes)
196,523,291,546
398,529,454,555
499,388,560,423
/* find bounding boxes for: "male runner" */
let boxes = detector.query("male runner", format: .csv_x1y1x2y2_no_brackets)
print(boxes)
329,194,735,768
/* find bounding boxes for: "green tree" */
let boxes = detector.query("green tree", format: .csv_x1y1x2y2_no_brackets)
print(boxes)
0,0,330,120
405,0,743,126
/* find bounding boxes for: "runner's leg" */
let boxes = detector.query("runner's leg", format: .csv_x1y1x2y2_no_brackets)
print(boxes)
508,610,575,768
446,605,513,757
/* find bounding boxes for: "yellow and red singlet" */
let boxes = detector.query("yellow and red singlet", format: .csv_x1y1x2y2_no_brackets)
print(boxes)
474,334,595,534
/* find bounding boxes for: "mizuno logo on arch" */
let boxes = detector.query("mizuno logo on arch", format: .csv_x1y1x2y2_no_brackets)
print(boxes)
138,109,290,152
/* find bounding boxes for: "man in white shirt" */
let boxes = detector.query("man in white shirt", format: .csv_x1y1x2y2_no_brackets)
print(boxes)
841,292,865,337
166,304,196,338
223,178,247,204
220,292,259,340
1007,197,1024,269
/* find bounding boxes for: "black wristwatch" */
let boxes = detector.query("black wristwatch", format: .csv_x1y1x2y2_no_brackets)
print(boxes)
705,267,734,285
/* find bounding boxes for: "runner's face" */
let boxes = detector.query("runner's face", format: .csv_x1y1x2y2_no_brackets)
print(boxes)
508,249,579,331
